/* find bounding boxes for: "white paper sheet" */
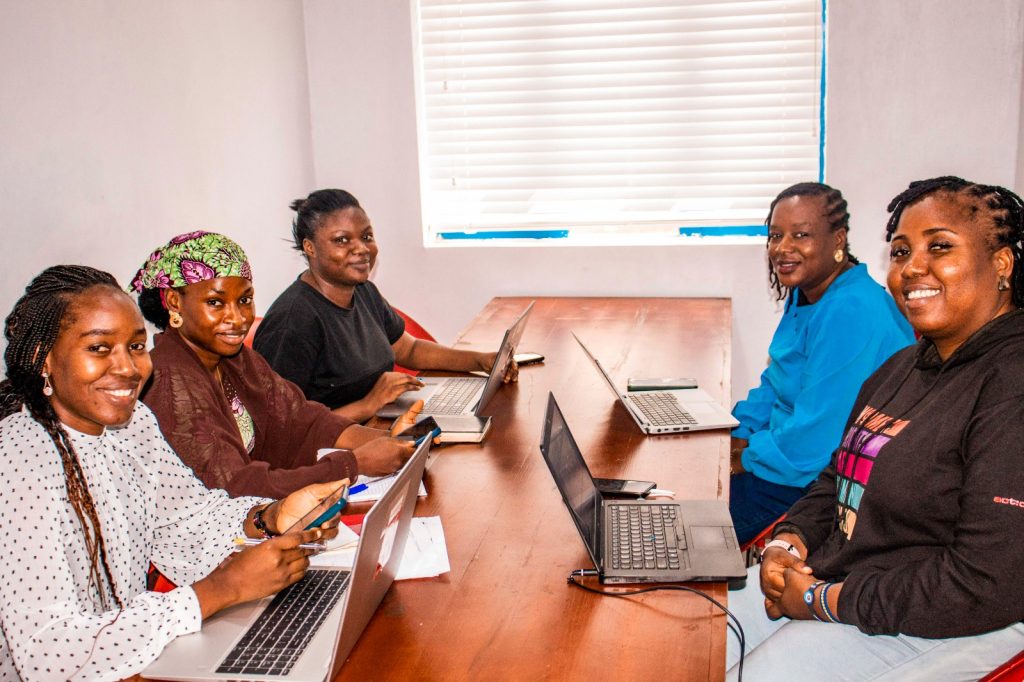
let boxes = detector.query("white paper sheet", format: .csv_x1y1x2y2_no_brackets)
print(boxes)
310,516,450,580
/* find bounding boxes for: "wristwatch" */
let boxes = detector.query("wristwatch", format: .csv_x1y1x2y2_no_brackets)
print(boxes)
760,539,800,560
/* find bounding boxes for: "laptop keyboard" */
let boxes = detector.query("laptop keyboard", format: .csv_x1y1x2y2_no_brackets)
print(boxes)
215,569,351,676
608,504,685,571
423,377,480,415
627,392,697,426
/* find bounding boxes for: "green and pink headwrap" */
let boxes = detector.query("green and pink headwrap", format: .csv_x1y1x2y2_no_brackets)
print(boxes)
130,231,252,293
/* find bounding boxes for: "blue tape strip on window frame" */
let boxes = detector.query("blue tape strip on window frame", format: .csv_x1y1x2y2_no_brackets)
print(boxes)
437,229,569,241
677,225,766,238
819,0,827,182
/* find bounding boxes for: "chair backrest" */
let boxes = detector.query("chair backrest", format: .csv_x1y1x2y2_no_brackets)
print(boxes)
392,307,436,375
980,650,1024,682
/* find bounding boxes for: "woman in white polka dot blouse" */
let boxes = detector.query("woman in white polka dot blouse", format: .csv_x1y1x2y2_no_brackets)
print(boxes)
0,266,345,680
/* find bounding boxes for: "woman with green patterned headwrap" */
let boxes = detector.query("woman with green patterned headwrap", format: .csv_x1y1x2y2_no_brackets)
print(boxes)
132,231,419,499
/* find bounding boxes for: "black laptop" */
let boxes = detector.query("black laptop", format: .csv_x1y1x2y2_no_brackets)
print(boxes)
539,393,745,584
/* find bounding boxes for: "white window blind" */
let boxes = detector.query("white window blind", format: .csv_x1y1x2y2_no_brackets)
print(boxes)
413,0,824,242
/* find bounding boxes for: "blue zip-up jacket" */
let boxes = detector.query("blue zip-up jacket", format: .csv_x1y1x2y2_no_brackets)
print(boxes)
732,264,915,488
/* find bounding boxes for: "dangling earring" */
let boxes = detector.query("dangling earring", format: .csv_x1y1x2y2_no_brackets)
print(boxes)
41,371,53,397
997,276,1010,291
169,311,183,328
833,249,844,263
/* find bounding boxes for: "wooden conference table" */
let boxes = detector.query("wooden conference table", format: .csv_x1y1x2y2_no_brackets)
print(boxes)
343,296,735,681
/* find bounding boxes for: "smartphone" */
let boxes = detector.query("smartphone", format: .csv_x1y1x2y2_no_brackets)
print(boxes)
397,416,442,445
626,377,698,391
593,478,657,498
282,483,349,534
513,352,545,366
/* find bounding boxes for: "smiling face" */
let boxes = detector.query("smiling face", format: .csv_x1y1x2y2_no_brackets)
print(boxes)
887,194,1015,359
43,286,152,435
304,206,377,290
165,276,255,370
767,194,847,303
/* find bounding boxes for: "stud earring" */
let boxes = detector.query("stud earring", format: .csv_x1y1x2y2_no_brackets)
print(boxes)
998,276,1010,291
833,249,844,263
168,311,183,328
41,371,53,397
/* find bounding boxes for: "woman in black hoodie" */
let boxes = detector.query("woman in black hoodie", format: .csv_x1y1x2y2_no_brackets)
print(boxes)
726,177,1024,681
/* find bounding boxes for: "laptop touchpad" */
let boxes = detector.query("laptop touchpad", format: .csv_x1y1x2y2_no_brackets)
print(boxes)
690,525,728,549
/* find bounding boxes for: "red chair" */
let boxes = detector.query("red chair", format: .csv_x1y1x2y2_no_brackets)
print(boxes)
981,651,1024,682
392,307,437,376
740,514,786,566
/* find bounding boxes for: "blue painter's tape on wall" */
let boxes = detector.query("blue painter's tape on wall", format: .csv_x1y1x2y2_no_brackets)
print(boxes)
438,229,569,240
678,225,767,237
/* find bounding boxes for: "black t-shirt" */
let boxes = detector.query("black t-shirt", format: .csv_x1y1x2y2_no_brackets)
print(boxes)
253,278,405,409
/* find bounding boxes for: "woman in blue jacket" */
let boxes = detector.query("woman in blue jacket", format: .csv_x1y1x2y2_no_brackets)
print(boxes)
729,183,915,544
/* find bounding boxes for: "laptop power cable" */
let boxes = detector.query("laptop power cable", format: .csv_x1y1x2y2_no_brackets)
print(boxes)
565,569,746,682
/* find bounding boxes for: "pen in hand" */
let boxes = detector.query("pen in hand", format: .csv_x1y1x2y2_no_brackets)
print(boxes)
233,537,326,553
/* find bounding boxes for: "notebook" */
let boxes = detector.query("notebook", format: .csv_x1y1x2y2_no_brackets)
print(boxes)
143,435,431,681
572,332,739,434
376,301,535,419
539,393,745,584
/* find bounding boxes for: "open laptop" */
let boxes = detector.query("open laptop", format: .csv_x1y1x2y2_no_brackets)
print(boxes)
377,301,535,419
572,332,739,434
144,436,431,681
539,393,745,584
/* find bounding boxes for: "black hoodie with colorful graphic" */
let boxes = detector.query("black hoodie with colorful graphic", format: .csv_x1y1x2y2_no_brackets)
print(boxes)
776,309,1024,638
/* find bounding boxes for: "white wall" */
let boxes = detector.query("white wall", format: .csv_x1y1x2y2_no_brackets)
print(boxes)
827,1,1024,276
0,0,315,335
302,0,1024,400
2,1,1023,399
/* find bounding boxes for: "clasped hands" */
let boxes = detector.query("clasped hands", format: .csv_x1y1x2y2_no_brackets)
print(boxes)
760,535,825,621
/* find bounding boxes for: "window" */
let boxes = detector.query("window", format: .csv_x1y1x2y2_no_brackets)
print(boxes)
413,0,825,244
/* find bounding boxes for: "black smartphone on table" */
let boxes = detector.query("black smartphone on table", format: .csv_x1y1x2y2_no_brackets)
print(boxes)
593,477,657,498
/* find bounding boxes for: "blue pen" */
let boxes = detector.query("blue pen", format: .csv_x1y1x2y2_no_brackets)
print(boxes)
348,483,369,496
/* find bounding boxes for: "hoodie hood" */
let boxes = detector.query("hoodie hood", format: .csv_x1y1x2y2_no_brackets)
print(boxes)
914,308,1024,371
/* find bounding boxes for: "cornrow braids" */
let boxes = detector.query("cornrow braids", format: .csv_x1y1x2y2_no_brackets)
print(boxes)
885,176,1024,308
765,182,860,301
1,265,124,610
290,189,361,255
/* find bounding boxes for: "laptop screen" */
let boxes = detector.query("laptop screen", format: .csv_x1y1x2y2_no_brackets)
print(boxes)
540,393,602,565
476,301,534,415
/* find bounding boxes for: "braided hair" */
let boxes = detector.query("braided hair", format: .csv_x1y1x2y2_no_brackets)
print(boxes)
765,182,859,301
290,189,362,255
885,176,1024,308
1,265,125,610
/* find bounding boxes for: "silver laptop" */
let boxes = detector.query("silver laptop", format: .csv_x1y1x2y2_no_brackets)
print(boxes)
144,436,431,681
377,301,535,419
572,332,739,434
539,393,745,584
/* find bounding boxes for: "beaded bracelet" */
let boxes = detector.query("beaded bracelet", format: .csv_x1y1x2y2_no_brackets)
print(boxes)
820,582,840,623
253,503,279,538
803,580,826,622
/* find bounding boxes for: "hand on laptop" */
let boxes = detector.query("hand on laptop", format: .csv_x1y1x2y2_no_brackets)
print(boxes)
193,528,328,618
481,351,518,384
354,436,416,476
368,371,425,409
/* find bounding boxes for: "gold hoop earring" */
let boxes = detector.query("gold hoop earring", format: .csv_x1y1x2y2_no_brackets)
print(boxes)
998,276,1010,292
834,249,844,263
41,371,53,397
168,311,183,328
